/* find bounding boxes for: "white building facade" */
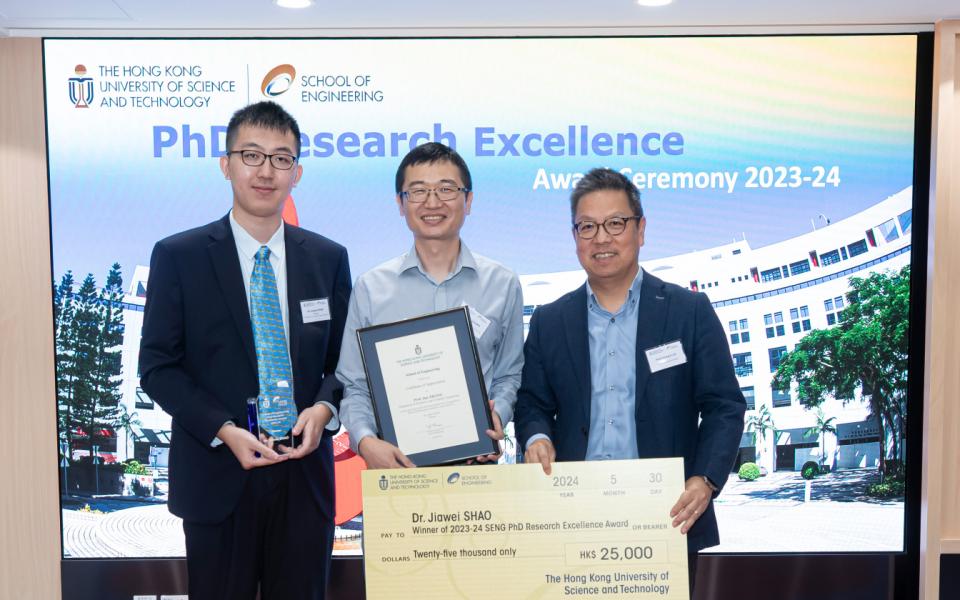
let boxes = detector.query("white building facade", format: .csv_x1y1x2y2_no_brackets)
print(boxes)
116,265,171,468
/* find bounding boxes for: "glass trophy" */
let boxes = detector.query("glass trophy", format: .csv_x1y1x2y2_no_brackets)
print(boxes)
251,379,298,449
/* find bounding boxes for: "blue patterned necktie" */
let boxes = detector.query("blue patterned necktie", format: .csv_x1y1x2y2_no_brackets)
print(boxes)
250,245,296,436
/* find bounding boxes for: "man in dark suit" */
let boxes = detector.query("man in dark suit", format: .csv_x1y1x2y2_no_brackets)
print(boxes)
515,168,745,592
139,101,351,600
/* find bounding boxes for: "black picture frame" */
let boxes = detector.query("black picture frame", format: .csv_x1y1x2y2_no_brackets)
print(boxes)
357,307,497,466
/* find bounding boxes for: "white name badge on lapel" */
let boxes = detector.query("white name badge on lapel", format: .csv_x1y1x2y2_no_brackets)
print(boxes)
300,298,331,323
645,340,687,374
464,304,491,339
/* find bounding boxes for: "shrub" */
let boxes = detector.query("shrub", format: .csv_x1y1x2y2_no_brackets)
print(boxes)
123,460,150,475
801,461,819,480
738,462,760,481
79,504,104,514
866,470,906,499
866,480,905,499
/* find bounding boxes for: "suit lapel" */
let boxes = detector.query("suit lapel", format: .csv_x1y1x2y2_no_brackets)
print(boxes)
206,215,258,373
634,271,670,413
563,285,593,425
284,224,307,379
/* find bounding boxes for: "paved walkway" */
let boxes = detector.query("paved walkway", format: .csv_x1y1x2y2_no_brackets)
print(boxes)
62,502,183,558
62,497,364,558
708,469,904,552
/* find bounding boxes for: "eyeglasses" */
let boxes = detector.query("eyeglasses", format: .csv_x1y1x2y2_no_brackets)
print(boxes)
573,215,642,239
227,150,298,171
400,185,470,203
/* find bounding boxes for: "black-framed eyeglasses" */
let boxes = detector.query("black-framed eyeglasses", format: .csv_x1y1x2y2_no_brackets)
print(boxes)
400,185,470,203
573,215,642,239
227,149,298,171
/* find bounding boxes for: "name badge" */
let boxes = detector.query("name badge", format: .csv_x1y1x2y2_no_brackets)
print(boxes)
300,298,330,323
465,304,491,339
645,340,687,373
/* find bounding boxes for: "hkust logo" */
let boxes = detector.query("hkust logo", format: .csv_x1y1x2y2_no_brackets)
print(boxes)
67,64,94,108
261,64,297,97
378,475,389,491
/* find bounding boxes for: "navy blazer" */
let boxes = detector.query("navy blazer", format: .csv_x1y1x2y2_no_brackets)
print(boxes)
139,214,351,524
515,271,745,551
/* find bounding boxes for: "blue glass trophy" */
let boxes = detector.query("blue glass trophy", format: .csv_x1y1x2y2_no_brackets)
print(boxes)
251,379,298,449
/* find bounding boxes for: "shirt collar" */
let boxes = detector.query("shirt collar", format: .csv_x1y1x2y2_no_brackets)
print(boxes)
229,209,285,261
399,240,477,279
586,267,644,312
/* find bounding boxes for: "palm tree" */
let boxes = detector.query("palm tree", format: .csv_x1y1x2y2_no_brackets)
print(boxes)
745,404,776,471
804,407,837,470
115,404,142,463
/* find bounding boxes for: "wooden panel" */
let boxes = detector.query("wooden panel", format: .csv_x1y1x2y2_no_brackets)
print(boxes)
921,19,960,600
941,27,960,543
0,38,62,599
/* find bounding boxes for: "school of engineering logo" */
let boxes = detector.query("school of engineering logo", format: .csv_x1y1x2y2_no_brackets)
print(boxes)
261,64,297,97
67,64,94,108
446,472,461,484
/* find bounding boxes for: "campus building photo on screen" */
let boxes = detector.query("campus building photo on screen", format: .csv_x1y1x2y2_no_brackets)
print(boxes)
45,35,918,558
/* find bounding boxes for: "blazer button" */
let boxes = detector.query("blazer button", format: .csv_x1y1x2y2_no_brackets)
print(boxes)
581,426,588,436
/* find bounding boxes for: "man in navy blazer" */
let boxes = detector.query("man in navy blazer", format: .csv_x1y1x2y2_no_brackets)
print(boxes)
515,168,745,591
139,102,351,599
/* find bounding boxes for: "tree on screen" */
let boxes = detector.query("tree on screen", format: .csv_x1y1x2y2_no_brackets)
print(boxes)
59,273,101,462
745,404,776,470
115,404,142,461
54,264,126,478
54,271,78,456
804,407,837,469
772,266,910,481
91,264,125,451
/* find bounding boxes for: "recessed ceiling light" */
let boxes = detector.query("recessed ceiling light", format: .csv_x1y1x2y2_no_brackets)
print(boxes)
275,0,314,8
636,0,673,6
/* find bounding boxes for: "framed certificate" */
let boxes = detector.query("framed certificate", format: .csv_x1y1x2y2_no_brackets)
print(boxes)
357,307,497,466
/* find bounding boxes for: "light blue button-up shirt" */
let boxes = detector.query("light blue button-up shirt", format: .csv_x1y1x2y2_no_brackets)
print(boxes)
525,270,643,458
584,271,643,460
337,242,524,453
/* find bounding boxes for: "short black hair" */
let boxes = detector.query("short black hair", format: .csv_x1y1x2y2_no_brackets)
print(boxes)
570,168,643,222
225,101,302,157
395,142,472,195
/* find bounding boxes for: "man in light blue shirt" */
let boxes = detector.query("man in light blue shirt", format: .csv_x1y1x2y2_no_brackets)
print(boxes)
515,168,745,593
583,271,643,460
337,142,524,468
524,271,646,461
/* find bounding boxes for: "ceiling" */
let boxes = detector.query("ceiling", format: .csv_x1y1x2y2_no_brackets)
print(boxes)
1,0,958,37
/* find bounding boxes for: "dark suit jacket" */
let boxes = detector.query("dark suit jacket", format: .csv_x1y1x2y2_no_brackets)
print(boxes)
139,214,351,524
515,271,745,551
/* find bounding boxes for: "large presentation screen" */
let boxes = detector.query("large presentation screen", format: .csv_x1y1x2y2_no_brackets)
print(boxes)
45,36,918,559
